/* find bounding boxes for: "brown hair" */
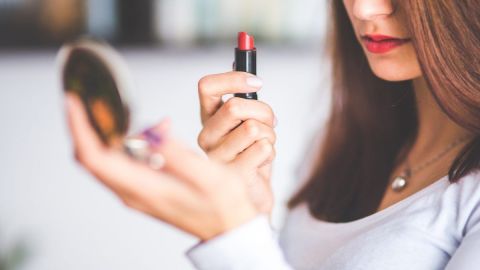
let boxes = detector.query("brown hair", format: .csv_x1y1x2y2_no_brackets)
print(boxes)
288,0,480,222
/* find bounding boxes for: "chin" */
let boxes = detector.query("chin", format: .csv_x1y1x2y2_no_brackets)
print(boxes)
369,62,422,82
361,42,422,82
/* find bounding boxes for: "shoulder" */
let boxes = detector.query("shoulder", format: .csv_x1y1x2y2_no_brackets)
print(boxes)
444,170,480,269
445,170,480,235
447,169,480,207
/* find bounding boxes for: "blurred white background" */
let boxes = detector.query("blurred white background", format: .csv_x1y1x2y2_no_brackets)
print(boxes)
0,1,331,269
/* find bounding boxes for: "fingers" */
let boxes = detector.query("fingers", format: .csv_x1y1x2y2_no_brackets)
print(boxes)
65,93,108,170
257,163,273,184
65,93,187,212
148,117,172,138
207,119,276,163
198,71,263,124
231,138,275,173
152,133,235,191
198,97,275,151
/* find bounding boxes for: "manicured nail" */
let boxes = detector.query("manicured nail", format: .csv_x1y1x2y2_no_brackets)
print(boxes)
246,76,263,88
142,128,163,147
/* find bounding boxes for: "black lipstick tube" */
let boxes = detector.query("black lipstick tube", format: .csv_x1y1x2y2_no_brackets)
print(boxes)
234,47,257,100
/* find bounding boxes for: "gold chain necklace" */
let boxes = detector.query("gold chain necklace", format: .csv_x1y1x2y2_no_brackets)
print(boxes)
391,135,473,192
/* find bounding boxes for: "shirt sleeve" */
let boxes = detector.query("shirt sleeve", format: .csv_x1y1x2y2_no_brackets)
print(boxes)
185,214,294,270
445,202,480,269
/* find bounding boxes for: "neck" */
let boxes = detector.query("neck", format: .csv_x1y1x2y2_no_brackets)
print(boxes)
410,76,472,158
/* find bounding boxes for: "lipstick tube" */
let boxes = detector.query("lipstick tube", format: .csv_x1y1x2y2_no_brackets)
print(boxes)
234,32,257,100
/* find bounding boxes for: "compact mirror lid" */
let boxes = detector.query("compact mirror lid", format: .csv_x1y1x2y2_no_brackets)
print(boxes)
58,38,132,148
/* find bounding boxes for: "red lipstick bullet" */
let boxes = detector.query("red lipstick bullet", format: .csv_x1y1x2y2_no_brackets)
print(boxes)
238,32,255,50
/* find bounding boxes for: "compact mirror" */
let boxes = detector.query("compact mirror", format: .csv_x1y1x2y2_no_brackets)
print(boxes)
57,38,151,161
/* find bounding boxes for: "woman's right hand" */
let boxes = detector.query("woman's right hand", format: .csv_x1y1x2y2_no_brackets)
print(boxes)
197,71,277,214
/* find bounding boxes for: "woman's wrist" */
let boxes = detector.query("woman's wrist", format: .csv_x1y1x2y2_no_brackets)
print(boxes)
186,214,288,270
199,202,258,241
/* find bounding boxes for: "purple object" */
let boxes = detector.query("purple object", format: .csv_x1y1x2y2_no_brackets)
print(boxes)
142,128,163,147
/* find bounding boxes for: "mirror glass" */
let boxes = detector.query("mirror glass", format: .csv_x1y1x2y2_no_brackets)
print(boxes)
58,38,149,160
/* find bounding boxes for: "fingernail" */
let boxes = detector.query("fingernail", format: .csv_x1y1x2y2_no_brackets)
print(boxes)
246,76,263,88
142,128,163,147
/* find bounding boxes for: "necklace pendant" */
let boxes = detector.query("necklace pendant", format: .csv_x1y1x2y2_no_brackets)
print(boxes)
392,176,407,192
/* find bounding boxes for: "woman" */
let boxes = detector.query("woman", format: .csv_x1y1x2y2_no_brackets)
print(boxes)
65,0,480,269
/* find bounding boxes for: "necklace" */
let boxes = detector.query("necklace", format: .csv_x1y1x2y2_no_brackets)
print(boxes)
391,134,473,192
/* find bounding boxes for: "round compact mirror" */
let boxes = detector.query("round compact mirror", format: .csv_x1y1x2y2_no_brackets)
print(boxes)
57,38,151,161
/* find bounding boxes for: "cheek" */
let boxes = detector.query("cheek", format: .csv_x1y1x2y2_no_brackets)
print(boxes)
343,0,355,25
364,43,423,81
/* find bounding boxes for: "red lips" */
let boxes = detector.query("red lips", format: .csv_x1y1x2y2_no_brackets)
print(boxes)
361,34,411,54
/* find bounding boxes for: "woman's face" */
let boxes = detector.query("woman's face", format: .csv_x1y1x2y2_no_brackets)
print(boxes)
343,0,422,81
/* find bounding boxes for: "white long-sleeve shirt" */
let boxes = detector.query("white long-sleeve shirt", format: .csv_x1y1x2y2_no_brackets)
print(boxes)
186,170,480,269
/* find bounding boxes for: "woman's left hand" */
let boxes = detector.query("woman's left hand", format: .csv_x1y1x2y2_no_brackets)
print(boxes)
65,93,269,241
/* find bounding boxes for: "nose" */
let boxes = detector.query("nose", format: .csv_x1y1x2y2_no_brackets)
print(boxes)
353,0,394,21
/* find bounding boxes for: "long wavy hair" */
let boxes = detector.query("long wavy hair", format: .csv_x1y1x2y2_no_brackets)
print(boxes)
288,0,480,222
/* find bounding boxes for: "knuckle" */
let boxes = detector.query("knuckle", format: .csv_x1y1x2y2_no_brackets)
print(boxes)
268,129,277,144
197,130,212,151
197,130,207,150
262,101,274,116
224,97,242,117
258,139,273,155
244,119,260,138
260,102,275,126
197,75,211,94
